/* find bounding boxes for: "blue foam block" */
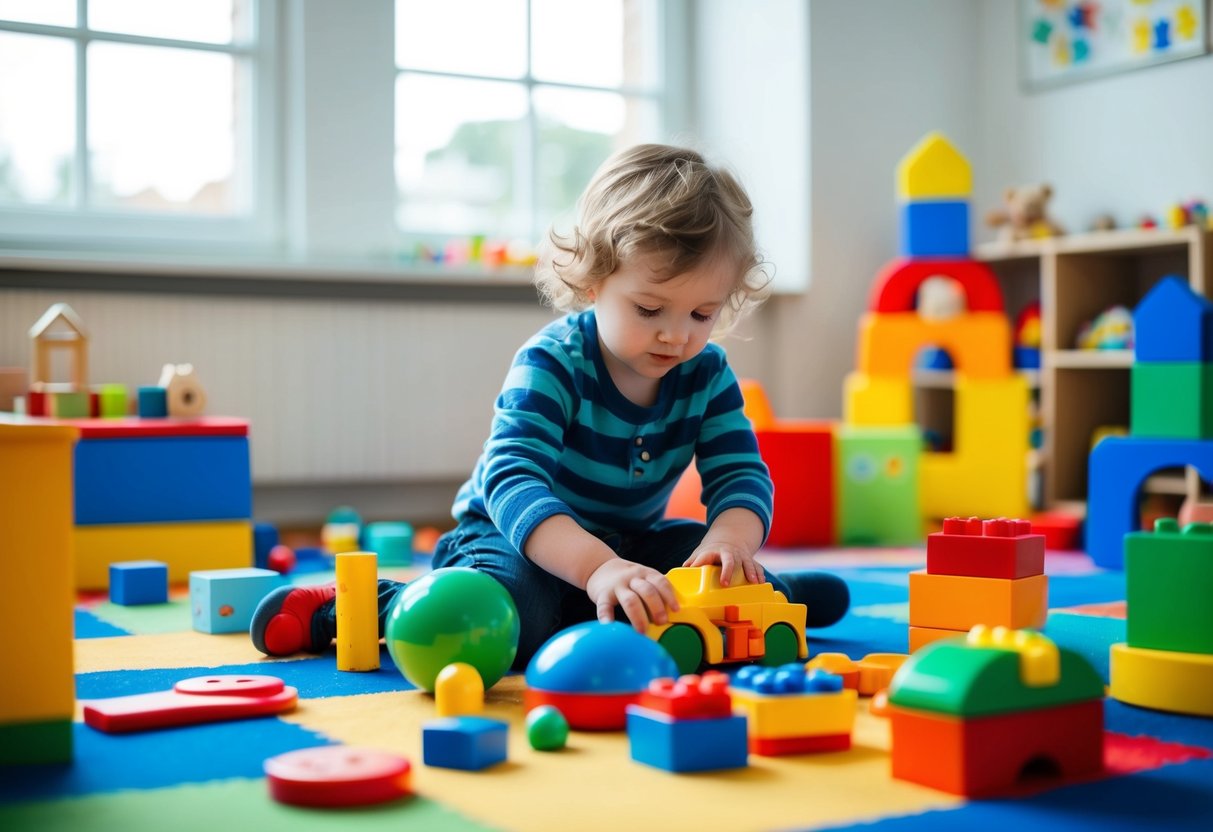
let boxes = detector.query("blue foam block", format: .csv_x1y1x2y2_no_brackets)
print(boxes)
626,706,748,772
108,561,168,606
189,568,285,634
74,436,252,525
899,200,970,257
422,716,508,770
1134,275,1213,363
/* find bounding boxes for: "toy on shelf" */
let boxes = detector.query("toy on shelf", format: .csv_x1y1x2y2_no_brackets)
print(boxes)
1013,301,1042,369
645,564,808,675
1165,199,1210,230
385,567,519,693
985,183,1065,242
1088,277,1213,568
730,665,856,755
524,621,677,731
265,746,411,807
83,674,298,733
1109,519,1213,717
625,672,749,772
1075,305,1133,350
887,626,1105,797
157,363,207,417
27,303,90,417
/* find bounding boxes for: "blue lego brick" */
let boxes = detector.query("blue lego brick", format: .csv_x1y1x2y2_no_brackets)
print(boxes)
108,560,168,606
422,716,508,771
899,200,970,257
74,436,252,525
189,568,285,634
137,386,168,418
1134,275,1213,363
625,705,748,773
1087,436,1213,568
252,522,279,570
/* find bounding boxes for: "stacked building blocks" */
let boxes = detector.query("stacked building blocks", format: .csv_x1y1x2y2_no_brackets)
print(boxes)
26,303,89,418
422,716,509,771
909,517,1048,651
887,626,1105,797
0,418,78,764
1088,277,1213,568
83,674,298,733
844,132,1029,523
108,560,169,606
729,664,856,755
625,672,749,772
336,551,380,672
1109,519,1213,717
190,568,285,634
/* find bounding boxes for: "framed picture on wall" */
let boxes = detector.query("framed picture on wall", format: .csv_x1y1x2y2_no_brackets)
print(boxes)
1020,0,1210,90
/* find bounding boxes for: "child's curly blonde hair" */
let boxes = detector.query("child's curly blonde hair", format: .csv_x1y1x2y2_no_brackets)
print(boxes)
534,144,770,335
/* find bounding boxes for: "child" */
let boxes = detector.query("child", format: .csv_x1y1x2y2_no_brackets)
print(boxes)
251,144,849,666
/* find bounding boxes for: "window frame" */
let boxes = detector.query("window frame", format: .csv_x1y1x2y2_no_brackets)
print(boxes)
0,0,281,255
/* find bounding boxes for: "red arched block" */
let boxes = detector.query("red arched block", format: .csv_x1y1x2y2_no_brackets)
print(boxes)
869,258,1005,314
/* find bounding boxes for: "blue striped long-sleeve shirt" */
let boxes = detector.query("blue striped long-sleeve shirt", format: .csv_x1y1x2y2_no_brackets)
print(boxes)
452,310,774,554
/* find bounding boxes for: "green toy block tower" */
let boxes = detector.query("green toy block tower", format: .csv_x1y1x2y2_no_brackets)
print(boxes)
837,424,922,546
1125,518,1213,655
1130,362,1213,439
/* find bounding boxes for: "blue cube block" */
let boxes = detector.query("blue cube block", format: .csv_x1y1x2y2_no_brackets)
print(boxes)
137,386,168,418
189,568,285,634
626,706,748,773
422,716,509,771
899,200,970,257
109,560,169,606
253,522,279,569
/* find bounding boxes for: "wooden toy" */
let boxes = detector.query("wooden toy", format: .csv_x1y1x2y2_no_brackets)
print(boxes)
265,746,411,807
729,665,856,755
646,565,807,675
336,551,379,672
83,674,298,733
434,662,485,717
887,627,1104,797
0,366,27,412
422,716,508,771
157,363,207,417
190,567,285,634
625,673,748,772
29,303,88,391
0,419,78,764
109,560,169,606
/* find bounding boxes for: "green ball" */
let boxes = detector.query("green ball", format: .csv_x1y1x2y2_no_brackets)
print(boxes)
385,568,519,692
525,705,569,751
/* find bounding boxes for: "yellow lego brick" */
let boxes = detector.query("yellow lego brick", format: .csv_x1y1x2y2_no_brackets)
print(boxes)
909,571,1048,632
856,313,1011,380
896,132,972,200
0,421,78,733
909,625,964,653
843,372,912,426
74,519,252,589
729,686,857,739
1110,642,1213,718
336,551,380,672
966,625,1059,687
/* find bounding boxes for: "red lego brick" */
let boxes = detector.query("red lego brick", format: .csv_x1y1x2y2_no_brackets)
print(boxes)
638,672,733,720
752,733,852,755
926,516,1045,579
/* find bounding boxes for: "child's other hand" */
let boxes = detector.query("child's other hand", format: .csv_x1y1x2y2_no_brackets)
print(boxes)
585,559,680,633
683,542,765,587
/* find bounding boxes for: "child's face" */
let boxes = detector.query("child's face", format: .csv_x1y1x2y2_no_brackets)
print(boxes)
590,251,738,402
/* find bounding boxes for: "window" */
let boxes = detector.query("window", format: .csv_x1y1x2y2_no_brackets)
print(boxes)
394,0,668,250
0,0,276,249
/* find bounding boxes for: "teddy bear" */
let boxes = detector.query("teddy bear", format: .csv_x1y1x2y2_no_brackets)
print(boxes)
985,183,1065,242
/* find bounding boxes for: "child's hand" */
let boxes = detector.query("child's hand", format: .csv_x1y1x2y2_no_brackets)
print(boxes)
585,559,680,633
683,541,765,587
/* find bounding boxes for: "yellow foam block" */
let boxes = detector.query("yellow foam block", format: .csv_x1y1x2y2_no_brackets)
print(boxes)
1110,642,1213,717
909,625,964,652
74,519,252,589
281,678,954,832
896,132,972,200
856,313,1011,379
336,551,380,672
844,372,913,426
920,375,1030,519
0,422,78,724
908,571,1048,631
730,687,858,739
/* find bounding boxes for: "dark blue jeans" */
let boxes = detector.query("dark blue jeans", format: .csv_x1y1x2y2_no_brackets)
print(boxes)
319,511,798,670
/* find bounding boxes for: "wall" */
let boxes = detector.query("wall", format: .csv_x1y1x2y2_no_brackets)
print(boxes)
975,0,1213,239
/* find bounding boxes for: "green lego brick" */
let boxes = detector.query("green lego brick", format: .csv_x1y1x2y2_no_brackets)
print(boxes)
888,638,1104,717
0,718,72,764
1131,362,1213,439
1126,518,1213,655
837,425,922,546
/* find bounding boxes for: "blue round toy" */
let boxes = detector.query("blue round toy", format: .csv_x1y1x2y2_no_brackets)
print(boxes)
525,621,677,694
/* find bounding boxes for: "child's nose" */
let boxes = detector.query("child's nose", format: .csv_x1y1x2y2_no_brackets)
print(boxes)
659,325,689,345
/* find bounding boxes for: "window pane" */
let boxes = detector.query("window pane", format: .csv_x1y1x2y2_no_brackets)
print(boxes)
534,87,658,232
0,0,75,27
532,0,660,89
395,0,526,78
0,32,75,206
89,0,245,45
89,42,240,214
396,74,528,238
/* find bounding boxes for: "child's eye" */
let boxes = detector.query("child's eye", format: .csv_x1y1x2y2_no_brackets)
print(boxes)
635,305,661,318
692,311,715,323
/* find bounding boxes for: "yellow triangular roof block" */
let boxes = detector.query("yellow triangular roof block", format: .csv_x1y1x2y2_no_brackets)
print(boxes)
897,132,971,200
